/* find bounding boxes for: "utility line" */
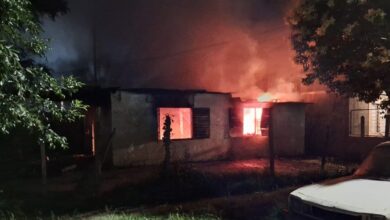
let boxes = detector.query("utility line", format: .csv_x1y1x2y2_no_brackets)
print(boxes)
62,25,288,74
129,41,231,63
128,24,287,63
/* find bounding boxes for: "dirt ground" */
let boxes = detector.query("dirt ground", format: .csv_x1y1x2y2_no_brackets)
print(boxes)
100,158,355,193
1,158,354,193
97,158,354,220
0,158,356,219
190,158,352,176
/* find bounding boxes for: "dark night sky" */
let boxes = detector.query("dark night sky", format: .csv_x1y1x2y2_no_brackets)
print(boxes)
42,0,305,99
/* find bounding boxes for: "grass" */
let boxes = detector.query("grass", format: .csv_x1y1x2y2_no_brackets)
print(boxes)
81,213,219,220
0,211,219,220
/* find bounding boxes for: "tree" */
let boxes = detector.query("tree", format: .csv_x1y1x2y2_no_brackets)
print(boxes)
289,0,390,108
30,0,68,19
0,0,86,149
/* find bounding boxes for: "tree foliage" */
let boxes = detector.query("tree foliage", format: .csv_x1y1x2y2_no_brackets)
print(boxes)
30,0,68,19
289,0,390,107
0,0,86,148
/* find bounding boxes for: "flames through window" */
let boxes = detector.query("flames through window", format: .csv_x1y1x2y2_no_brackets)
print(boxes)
242,107,269,136
158,108,192,140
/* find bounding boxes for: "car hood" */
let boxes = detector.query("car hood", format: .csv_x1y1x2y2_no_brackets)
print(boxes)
291,177,390,218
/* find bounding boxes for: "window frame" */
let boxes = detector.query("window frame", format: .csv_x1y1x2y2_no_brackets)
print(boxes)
243,107,263,136
157,107,212,141
192,108,211,139
241,107,270,137
157,107,193,141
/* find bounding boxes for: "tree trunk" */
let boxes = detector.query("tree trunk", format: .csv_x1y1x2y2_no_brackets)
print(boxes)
40,142,47,194
163,143,171,174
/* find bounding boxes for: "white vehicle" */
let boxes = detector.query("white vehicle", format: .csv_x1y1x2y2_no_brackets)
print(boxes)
289,142,390,220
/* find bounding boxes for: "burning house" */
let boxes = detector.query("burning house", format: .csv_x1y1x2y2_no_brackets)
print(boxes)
70,87,306,167
31,0,314,167
37,0,383,167
110,88,231,166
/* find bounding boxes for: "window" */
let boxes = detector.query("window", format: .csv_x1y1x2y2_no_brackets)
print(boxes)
243,107,262,135
158,108,192,140
157,107,211,140
243,107,269,136
192,108,210,139
349,98,386,137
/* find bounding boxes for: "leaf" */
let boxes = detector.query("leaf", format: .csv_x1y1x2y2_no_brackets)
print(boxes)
0,0,86,148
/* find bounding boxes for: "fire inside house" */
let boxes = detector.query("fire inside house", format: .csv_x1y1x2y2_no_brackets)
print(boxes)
56,87,306,167
158,108,193,140
243,107,263,136
45,86,389,167
158,104,270,139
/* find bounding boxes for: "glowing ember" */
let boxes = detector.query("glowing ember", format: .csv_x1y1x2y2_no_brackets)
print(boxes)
257,93,273,102
243,107,262,135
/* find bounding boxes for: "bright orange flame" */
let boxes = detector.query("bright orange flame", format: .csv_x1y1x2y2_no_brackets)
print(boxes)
159,108,192,140
243,107,262,135
257,93,273,102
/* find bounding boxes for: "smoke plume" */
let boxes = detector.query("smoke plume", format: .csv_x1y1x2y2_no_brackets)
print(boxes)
42,0,307,101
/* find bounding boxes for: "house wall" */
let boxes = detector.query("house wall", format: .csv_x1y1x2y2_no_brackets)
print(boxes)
95,104,113,167
230,136,269,159
304,92,387,162
349,98,386,137
228,102,271,159
349,98,370,136
272,103,306,156
229,103,306,159
111,91,231,166
303,92,350,156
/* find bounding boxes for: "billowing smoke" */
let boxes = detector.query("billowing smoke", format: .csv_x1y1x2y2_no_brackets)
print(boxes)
42,0,307,101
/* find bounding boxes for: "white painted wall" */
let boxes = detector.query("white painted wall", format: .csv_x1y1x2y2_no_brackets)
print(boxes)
110,91,231,166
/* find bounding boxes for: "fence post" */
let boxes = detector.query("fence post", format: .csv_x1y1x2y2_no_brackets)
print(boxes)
360,116,365,137
321,125,330,172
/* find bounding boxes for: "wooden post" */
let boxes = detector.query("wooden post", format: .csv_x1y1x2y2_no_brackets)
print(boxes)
385,114,390,138
269,107,275,177
40,142,47,186
360,116,365,137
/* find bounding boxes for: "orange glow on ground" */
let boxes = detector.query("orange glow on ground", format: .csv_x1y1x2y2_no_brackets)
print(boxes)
158,108,192,140
243,107,262,135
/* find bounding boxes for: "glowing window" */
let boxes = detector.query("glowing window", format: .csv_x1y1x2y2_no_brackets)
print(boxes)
158,108,192,140
243,107,263,135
